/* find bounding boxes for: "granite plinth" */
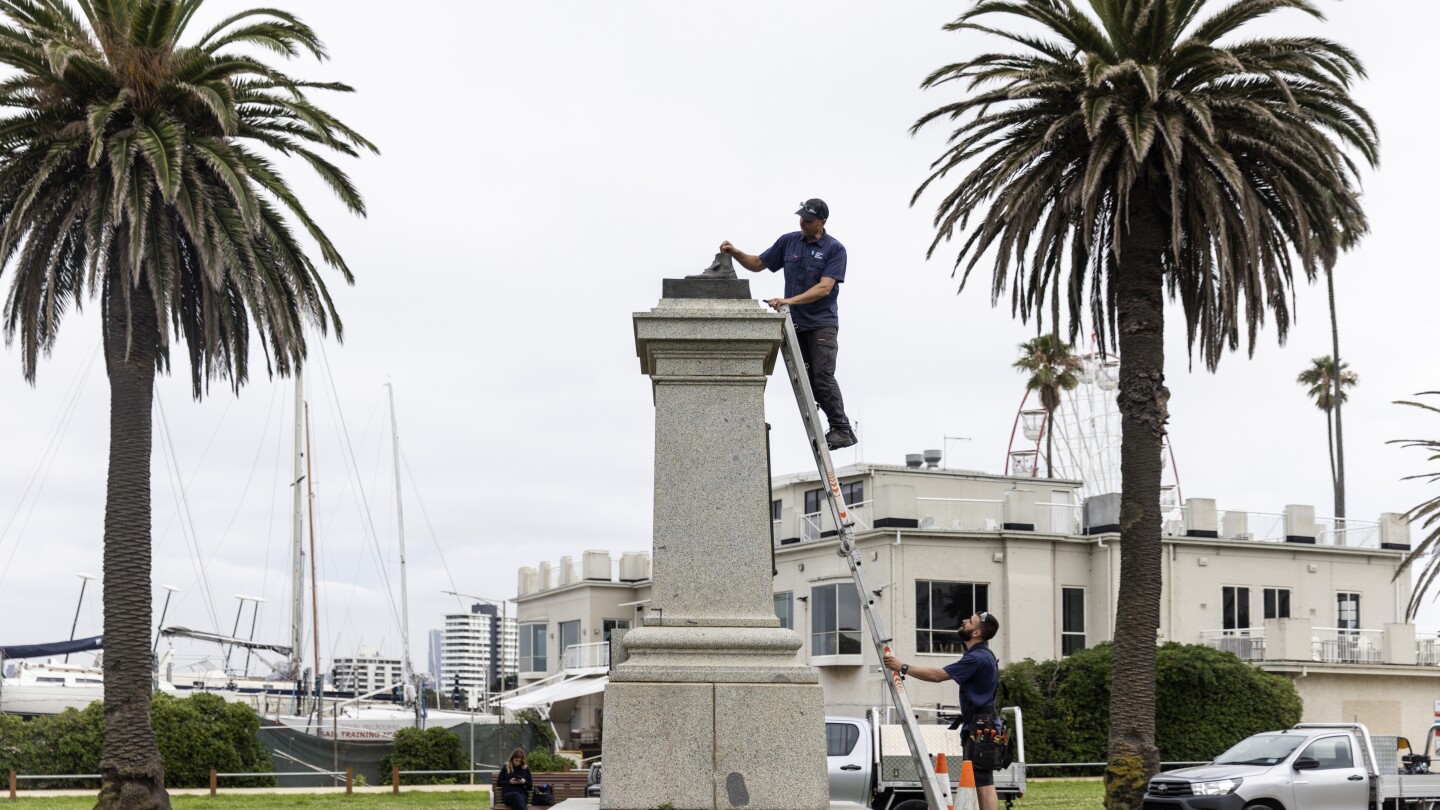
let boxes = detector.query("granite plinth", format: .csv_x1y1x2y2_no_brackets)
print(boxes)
663,277,751,299
599,682,828,810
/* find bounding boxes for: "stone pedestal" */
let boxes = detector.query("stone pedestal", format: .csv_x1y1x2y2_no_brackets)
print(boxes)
601,282,828,810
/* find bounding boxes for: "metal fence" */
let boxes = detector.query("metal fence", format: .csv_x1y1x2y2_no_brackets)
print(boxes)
5,767,510,799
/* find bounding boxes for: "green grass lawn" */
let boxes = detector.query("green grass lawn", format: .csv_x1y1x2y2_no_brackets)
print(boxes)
4,781,1102,809
1021,778,1105,808
5,793,492,809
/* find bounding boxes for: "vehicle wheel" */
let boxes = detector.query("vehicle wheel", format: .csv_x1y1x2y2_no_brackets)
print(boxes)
1243,804,1278,810
892,800,929,810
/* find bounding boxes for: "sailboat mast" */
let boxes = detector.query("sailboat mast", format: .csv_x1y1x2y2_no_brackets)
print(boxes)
386,383,415,717
305,402,323,716
291,372,305,682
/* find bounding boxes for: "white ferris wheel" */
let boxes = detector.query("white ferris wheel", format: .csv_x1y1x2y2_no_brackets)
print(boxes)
1005,347,1183,513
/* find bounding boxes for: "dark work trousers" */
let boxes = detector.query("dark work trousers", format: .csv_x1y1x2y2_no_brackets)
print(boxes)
797,326,851,432
500,791,529,810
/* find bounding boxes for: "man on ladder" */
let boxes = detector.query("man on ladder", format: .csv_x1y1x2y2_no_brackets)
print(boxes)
885,612,1003,810
720,197,857,450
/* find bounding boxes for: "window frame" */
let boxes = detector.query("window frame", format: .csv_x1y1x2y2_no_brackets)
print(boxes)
1263,587,1291,621
811,582,863,660
1222,585,1251,631
915,580,989,655
774,591,794,630
519,623,547,673
1061,586,1086,656
840,480,864,505
804,488,823,516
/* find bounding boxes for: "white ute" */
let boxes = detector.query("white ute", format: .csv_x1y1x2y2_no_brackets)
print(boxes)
1143,723,1440,810
826,707,1027,810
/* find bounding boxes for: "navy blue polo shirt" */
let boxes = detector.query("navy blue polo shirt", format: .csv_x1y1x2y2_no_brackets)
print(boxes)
942,641,998,718
758,231,847,331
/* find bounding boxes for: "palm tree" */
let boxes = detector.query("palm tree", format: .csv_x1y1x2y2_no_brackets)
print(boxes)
0,2,373,807
910,2,1375,807
1297,356,1358,516
1391,393,1440,619
1013,334,1081,478
1325,263,1348,524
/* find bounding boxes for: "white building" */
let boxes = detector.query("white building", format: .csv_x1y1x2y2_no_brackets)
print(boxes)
330,649,404,697
511,462,1436,750
441,603,517,709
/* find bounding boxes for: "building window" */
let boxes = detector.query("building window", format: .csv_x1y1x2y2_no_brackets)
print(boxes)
916,581,989,654
1222,586,1250,631
559,620,581,658
602,619,630,642
1061,587,1086,656
774,591,794,630
1263,588,1291,620
519,624,547,672
771,499,783,521
804,488,823,515
841,480,864,505
811,583,862,656
1336,592,1360,630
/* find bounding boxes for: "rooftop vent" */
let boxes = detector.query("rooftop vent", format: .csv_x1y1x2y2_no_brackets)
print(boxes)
905,453,924,468
923,449,942,468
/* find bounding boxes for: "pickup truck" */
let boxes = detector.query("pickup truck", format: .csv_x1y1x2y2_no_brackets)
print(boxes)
827,707,1027,809
1143,722,1440,810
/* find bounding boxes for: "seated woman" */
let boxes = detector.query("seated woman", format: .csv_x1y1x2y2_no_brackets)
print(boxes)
496,748,533,810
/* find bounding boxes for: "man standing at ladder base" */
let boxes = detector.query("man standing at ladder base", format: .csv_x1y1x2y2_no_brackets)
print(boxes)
721,198,856,450
884,611,1002,810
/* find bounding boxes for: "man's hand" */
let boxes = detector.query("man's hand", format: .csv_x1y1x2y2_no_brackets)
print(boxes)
765,297,788,311
882,653,902,673
720,240,735,254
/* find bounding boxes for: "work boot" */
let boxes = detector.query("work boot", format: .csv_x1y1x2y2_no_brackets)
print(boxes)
685,252,737,280
826,427,857,451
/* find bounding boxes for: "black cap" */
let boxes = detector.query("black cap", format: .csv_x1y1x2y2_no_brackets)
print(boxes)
795,198,829,221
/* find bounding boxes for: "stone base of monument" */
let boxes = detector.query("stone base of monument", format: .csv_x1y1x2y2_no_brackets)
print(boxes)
598,283,831,810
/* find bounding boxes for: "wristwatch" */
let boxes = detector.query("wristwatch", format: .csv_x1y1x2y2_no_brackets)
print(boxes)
900,663,909,676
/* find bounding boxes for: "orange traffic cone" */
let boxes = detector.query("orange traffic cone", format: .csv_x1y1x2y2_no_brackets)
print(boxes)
933,752,955,810
953,758,979,810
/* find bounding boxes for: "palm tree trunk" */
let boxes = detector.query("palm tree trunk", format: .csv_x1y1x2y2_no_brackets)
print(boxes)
96,272,171,810
1326,266,1346,524
1325,407,1336,501
1104,187,1166,810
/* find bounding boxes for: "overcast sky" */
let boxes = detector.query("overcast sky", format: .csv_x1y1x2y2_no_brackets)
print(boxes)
2,1,1438,680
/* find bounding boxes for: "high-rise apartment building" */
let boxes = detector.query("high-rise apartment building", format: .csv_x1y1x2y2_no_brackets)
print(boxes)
441,603,517,709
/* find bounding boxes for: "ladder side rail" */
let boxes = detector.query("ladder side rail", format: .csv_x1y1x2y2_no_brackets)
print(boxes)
778,308,953,810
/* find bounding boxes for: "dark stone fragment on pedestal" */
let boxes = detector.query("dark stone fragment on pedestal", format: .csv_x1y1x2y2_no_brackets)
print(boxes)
662,278,751,299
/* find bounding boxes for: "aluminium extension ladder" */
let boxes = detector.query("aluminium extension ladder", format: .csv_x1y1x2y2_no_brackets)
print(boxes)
777,306,955,810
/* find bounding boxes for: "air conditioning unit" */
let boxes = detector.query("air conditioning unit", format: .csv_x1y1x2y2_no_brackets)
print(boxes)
559,556,575,586
619,552,651,582
583,550,611,581
1234,533,1254,542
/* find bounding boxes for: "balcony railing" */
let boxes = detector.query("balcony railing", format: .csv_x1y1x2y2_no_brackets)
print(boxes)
917,498,1004,532
1419,636,1440,666
1200,629,1266,661
561,642,610,670
1312,628,1382,664
1035,501,1081,535
797,501,873,542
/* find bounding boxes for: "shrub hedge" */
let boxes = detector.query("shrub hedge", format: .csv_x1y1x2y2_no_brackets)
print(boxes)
0,692,276,788
1000,642,1302,769
380,726,467,785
